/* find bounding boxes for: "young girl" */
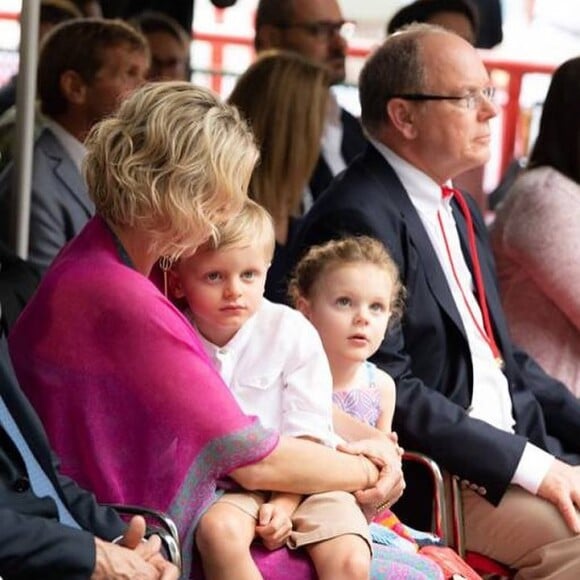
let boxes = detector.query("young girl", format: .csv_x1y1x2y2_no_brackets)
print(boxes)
290,235,404,437
289,236,426,550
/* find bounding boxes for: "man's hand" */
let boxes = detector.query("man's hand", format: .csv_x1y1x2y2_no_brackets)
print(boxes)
538,459,580,534
92,516,179,579
255,502,293,551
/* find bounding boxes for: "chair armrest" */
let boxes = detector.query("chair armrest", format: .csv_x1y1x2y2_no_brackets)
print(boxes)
402,450,449,542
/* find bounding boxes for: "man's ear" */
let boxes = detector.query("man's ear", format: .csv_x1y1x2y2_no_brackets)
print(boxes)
255,24,284,50
59,70,87,106
294,296,311,319
386,99,418,140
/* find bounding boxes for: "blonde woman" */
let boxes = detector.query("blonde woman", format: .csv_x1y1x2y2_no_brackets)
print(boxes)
8,82,406,578
228,50,329,303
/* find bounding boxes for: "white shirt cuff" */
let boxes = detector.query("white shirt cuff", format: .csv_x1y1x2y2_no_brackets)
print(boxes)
511,442,555,494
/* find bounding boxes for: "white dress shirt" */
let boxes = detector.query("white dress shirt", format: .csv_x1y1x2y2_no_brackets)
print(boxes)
194,299,336,448
43,118,87,173
320,90,348,178
302,91,348,213
371,139,553,494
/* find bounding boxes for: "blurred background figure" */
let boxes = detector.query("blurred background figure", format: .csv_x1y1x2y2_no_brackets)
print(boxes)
130,10,191,81
70,0,103,18
254,0,367,206
386,0,478,45
228,50,330,304
0,18,149,273
0,0,82,118
491,56,580,398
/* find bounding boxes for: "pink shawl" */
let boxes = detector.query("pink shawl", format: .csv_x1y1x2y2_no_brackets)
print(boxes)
9,216,278,577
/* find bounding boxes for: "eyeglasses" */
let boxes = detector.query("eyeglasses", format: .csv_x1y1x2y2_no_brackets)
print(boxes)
279,20,356,41
387,87,496,110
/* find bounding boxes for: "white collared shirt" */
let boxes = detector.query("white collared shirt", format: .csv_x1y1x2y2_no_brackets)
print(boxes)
43,117,87,174
320,90,348,178
303,91,350,213
371,139,553,494
194,299,336,448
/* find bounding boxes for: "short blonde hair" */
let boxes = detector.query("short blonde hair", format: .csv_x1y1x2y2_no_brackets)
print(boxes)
289,236,405,320
199,199,276,262
228,50,329,220
84,81,259,258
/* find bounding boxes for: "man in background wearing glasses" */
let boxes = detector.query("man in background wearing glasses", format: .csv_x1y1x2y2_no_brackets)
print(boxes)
292,23,580,578
254,0,367,207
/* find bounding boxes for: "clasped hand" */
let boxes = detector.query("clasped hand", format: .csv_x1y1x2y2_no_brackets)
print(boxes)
255,502,293,550
92,515,179,579
338,431,405,521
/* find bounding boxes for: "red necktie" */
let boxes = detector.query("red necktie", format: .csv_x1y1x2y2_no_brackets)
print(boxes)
438,186,503,368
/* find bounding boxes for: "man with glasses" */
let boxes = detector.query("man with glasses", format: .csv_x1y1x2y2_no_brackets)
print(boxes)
292,24,580,578
254,0,367,205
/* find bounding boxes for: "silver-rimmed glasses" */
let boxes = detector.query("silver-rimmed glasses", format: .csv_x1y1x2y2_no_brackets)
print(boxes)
387,86,496,110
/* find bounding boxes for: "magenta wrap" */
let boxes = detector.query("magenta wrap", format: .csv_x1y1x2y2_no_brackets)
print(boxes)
10,216,442,579
9,216,279,577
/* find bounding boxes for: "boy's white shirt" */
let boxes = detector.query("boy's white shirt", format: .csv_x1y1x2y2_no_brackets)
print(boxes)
193,299,337,448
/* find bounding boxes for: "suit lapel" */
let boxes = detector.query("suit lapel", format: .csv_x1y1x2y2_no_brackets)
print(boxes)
39,131,93,216
366,147,468,338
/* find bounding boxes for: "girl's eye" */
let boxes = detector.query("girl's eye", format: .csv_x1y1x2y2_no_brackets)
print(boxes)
336,296,351,307
370,302,386,312
241,271,256,280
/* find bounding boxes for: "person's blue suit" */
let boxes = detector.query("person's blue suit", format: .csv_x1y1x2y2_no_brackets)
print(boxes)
0,127,94,272
291,143,580,527
0,334,124,579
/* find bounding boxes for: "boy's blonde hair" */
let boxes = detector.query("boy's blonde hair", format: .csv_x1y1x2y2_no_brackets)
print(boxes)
289,236,405,320
198,199,276,261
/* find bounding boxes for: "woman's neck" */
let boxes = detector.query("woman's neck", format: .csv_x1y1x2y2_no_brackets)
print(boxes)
330,356,364,392
107,222,157,276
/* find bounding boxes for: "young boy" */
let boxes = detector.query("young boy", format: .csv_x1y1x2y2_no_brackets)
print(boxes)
169,199,372,580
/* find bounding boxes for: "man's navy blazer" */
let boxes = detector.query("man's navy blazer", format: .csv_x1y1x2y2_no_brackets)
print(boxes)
292,144,580,521
0,336,124,579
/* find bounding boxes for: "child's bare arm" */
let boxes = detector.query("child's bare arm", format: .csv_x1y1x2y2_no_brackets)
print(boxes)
375,369,397,433
333,404,385,442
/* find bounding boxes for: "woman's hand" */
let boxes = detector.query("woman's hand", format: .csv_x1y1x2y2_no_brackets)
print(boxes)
338,437,406,515
338,436,403,472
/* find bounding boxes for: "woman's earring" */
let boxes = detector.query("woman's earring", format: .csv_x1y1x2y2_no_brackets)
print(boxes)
159,256,174,298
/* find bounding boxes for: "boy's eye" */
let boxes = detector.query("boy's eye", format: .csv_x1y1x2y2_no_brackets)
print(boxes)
241,270,256,280
206,272,221,282
336,296,351,307
370,302,386,312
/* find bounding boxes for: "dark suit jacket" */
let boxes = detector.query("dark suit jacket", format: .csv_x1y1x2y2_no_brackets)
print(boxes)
308,108,367,202
0,242,40,335
0,127,94,273
0,335,124,579
292,144,580,522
